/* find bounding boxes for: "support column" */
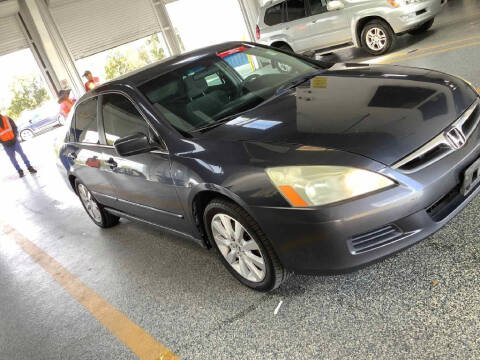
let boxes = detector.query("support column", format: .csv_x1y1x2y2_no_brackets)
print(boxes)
238,0,261,41
19,0,84,98
151,0,182,56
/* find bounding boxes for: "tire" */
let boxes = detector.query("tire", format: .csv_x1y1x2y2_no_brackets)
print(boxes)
75,180,119,228
204,199,289,291
408,18,434,35
20,129,34,141
361,20,394,56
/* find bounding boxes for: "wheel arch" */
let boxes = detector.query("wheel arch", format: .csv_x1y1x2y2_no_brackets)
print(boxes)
68,174,77,193
355,16,393,47
190,185,256,249
270,40,294,51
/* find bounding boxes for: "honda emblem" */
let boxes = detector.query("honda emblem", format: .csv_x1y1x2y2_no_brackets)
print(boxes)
445,127,466,150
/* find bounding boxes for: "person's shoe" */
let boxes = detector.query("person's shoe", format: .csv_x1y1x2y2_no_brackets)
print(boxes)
27,166,37,174
18,170,25,178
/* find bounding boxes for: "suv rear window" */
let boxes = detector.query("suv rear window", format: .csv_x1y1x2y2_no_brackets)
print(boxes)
264,3,283,26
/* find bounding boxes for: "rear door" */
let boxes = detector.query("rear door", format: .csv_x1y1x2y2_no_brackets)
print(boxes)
98,92,187,231
261,2,286,46
301,0,351,50
70,96,117,208
283,0,311,52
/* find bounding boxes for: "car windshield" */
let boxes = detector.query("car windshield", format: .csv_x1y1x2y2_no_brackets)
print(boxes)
139,45,326,132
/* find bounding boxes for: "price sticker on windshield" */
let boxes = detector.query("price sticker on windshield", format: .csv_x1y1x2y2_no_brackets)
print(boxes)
311,76,327,88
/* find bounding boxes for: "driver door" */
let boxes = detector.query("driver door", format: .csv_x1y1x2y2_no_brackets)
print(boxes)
98,93,187,232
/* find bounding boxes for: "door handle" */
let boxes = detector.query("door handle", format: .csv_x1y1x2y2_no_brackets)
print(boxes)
106,158,118,169
67,152,77,160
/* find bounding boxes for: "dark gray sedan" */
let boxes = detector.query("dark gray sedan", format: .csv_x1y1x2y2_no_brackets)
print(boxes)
57,42,480,290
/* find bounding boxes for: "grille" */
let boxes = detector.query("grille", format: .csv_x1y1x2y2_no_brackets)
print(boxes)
393,100,480,173
349,225,404,254
461,106,479,137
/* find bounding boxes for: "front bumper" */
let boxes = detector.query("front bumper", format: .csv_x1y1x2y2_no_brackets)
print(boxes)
388,0,447,33
250,100,480,274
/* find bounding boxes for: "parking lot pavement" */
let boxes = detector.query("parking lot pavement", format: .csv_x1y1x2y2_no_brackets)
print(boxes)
1,3,480,359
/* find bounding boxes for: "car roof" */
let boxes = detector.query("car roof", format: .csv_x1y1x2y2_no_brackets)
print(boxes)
96,41,250,90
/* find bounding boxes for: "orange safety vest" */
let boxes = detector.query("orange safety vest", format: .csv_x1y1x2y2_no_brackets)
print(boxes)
0,116,15,142
60,98,74,117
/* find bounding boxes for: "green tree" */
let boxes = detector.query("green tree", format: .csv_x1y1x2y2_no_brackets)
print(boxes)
7,75,49,119
104,51,138,80
146,34,165,61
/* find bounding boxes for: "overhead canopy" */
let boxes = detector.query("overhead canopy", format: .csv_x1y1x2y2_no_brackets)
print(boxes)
0,1,29,56
48,0,164,59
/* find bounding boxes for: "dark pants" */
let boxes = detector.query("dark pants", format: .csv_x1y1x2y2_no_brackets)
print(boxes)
4,141,31,171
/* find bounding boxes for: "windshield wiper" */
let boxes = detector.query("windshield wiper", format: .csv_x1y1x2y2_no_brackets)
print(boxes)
275,70,326,95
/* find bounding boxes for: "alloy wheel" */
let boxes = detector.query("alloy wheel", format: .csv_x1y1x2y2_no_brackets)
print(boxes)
78,183,102,223
366,27,387,51
211,213,266,282
21,130,34,141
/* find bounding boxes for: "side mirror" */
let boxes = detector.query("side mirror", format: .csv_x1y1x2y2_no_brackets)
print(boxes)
114,132,156,157
327,0,344,11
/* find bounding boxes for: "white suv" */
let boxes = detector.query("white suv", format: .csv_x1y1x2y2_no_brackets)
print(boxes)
256,0,447,56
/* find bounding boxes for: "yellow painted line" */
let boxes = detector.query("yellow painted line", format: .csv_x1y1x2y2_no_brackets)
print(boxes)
380,41,480,65
415,35,480,53
1,223,180,360
368,35,480,65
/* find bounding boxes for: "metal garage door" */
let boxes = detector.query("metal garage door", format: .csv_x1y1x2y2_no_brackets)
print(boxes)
0,0,28,57
48,0,163,60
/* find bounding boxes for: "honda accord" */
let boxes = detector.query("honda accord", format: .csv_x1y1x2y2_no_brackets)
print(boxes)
57,42,480,290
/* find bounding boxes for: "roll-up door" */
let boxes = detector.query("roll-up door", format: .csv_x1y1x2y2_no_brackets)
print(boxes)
0,0,29,57
49,0,163,60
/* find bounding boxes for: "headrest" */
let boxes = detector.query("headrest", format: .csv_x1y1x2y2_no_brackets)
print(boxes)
185,76,207,99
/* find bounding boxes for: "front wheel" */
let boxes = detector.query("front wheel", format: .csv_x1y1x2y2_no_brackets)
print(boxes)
204,199,289,291
408,18,435,35
76,180,119,228
20,129,34,141
361,20,394,56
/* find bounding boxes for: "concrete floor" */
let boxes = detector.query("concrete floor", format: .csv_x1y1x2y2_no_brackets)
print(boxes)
1,1,480,359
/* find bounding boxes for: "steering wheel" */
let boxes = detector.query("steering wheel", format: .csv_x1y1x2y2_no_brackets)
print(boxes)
244,73,261,84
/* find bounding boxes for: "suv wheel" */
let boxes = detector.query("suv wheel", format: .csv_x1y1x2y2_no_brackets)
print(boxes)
361,20,394,55
76,180,119,228
408,18,434,35
204,199,289,291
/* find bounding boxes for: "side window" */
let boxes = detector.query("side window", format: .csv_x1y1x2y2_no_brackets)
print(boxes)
309,0,327,15
102,94,150,146
286,0,306,22
264,3,283,26
74,97,99,144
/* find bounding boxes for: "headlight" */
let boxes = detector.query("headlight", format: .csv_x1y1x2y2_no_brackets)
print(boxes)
387,0,420,7
266,166,395,207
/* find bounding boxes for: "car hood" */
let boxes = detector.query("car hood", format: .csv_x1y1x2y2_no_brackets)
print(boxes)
198,65,478,166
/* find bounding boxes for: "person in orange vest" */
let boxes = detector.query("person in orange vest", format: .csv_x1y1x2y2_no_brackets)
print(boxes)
83,70,100,92
0,114,37,178
58,89,76,119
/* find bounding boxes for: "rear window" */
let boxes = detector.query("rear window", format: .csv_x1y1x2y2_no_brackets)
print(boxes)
264,3,283,26
286,0,306,22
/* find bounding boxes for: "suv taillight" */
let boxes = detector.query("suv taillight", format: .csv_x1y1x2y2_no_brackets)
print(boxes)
255,25,261,40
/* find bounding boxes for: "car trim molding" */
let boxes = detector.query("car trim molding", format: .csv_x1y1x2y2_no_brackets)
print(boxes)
116,198,184,219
